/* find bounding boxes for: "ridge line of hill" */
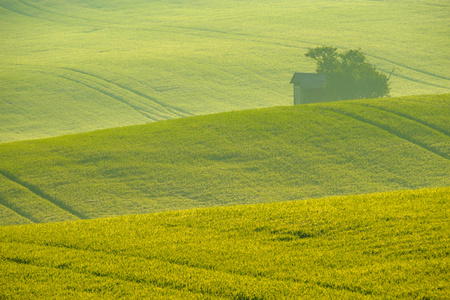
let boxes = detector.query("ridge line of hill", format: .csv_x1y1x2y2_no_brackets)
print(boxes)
0,95,448,225
0,169,87,220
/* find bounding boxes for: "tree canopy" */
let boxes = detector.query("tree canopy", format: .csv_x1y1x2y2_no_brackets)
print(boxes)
305,46,390,100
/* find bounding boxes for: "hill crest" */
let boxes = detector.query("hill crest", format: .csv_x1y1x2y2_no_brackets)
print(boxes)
0,94,449,225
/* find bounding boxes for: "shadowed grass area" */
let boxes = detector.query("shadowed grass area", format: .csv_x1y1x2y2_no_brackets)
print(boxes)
0,187,448,299
0,94,448,225
1,0,449,142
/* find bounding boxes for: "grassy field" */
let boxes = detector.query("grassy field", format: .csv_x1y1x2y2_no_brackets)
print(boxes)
1,0,449,142
1,1,448,297
0,187,448,299
0,94,449,226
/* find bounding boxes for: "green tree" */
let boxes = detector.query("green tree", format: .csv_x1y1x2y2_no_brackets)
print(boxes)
305,46,390,100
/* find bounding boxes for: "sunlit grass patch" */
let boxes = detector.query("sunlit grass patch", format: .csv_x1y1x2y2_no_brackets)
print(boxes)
1,0,449,142
0,187,448,299
0,95,448,225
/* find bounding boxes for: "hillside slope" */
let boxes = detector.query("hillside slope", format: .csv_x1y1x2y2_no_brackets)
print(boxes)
1,0,449,142
0,187,448,299
0,95,449,226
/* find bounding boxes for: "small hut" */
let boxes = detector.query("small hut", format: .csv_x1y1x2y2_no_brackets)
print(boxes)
290,73,326,105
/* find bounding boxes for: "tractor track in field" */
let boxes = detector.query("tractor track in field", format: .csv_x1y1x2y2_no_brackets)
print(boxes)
108,71,194,117
0,169,87,221
0,240,376,298
14,0,100,25
356,103,450,137
38,70,161,122
0,241,246,299
368,54,450,82
0,254,212,299
5,1,448,91
377,67,449,90
1,0,99,26
324,108,450,161
0,198,36,224
160,24,449,88
0,2,49,22
62,68,192,119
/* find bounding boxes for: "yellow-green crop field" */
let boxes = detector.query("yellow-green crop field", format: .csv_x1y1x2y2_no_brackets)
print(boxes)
1,1,449,298
0,94,449,225
1,187,449,299
1,0,449,142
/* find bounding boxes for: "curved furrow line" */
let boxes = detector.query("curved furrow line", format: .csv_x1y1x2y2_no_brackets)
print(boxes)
1,239,298,296
0,255,208,299
367,53,450,82
14,0,100,25
63,68,193,118
378,68,449,90
0,203,34,225
115,72,196,117
161,24,449,85
282,38,449,85
2,239,258,285
37,70,161,122
1,237,374,297
55,68,179,120
0,2,51,22
356,103,450,137
323,108,450,161
0,169,87,220
170,24,308,51
0,241,262,299
59,69,172,120
0,198,36,224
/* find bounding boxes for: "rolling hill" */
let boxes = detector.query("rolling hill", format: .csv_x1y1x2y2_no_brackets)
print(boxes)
0,94,449,226
1,0,449,142
0,187,448,299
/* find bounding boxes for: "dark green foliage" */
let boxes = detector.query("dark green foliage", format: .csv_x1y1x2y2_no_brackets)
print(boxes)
305,46,390,100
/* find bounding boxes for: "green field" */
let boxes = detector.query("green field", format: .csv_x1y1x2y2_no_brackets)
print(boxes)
1,1,449,297
1,187,448,299
0,94,449,226
1,0,449,142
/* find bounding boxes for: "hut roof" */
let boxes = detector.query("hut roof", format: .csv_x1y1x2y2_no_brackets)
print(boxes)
290,73,326,89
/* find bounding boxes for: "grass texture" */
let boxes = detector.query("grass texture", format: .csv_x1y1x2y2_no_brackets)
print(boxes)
0,187,448,299
0,94,448,225
1,0,449,142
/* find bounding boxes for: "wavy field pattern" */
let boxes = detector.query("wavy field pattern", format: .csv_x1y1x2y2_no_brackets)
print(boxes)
0,95,448,225
0,187,448,299
1,0,449,142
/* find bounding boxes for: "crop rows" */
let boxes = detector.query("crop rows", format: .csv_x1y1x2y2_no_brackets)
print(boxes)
0,95,449,225
1,187,448,299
